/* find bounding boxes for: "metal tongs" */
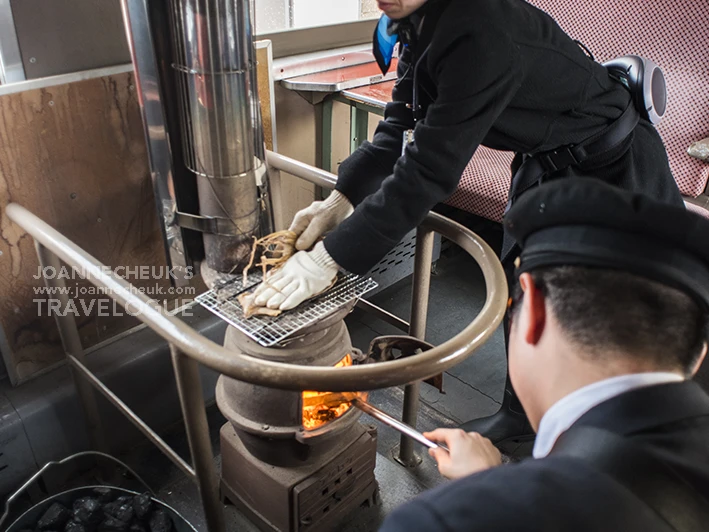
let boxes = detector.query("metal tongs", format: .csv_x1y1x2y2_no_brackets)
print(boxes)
308,392,448,452
353,397,449,452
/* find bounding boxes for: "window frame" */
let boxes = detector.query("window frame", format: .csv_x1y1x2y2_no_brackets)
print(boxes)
0,2,376,86
259,19,375,59
0,0,25,83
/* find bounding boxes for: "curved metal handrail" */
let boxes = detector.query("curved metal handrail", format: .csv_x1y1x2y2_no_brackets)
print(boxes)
7,203,506,391
6,152,507,391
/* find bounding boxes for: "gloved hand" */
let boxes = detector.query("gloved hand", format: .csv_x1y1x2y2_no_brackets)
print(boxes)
252,242,339,311
289,190,354,251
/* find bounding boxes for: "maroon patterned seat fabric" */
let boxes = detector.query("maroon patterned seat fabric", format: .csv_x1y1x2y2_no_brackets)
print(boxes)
446,0,709,222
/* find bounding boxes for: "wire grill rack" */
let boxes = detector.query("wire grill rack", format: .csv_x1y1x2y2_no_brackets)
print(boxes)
196,271,377,347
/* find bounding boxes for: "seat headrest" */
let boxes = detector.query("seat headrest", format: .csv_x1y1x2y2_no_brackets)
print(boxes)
603,55,667,126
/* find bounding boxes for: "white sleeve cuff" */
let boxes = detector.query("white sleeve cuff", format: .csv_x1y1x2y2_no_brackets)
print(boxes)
325,190,354,216
310,241,339,271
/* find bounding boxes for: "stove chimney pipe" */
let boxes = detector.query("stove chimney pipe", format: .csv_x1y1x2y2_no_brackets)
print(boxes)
122,0,273,277
170,0,269,272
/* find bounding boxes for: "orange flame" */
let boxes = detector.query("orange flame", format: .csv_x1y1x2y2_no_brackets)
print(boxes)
302,354,354,431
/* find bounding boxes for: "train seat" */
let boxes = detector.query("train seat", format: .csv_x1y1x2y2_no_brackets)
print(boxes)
446,0,709,222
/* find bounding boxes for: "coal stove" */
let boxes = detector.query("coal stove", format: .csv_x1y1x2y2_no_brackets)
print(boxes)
122,0,380,528
216,304,378,532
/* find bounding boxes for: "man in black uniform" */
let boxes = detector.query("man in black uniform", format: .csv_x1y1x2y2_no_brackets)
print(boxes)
380,178,709,532
253,0,684,441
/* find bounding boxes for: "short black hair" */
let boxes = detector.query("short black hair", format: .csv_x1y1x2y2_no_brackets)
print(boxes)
512,266,708,374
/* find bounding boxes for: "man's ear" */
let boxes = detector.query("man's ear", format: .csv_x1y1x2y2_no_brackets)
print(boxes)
690,342,708,377
519,273,546,345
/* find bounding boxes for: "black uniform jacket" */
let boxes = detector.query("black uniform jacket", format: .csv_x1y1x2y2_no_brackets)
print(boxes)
324,0,683,274
380,381,709,532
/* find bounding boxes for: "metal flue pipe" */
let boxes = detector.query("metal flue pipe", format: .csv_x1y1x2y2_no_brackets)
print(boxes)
169,0,267,272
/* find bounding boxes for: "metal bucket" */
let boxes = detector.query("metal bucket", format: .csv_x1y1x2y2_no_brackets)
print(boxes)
1,451,197,532
5,486,197,532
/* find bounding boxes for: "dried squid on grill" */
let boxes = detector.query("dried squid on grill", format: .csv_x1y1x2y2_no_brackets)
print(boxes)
241,230,298,285
238,230,296,318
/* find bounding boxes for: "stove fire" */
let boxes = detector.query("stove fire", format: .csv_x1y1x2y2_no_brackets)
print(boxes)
302,355,354,431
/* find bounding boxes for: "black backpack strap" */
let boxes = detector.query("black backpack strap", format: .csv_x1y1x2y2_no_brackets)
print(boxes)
553,426,709,532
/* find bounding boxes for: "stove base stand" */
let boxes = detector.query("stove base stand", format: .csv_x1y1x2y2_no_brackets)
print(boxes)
220,422,378,532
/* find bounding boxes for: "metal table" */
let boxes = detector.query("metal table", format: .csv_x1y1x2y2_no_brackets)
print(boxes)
280,61,396,93
322,79,396,173
331,79,396,163
280,61,396,173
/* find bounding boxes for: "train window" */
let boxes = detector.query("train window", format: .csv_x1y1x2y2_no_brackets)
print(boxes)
253,0,380,34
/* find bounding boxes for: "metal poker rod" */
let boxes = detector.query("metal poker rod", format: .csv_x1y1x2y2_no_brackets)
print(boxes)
353,398,449,453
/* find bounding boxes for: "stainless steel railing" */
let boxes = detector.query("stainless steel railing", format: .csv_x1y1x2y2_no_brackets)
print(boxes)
6,151,508,531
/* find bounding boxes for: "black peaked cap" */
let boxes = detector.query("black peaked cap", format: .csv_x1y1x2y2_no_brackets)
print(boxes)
504,178,709,311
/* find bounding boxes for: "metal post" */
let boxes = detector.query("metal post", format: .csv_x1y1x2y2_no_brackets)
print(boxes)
67,355,195,478
35,242,109,454
170,346,225,532
316,97,335,201
350,105,369,153
268,167,287,231
321,97,333,173
397,227,435,467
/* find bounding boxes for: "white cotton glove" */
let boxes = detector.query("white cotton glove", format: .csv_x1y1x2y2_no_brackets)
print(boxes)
289,190,354,251
252,242,339,311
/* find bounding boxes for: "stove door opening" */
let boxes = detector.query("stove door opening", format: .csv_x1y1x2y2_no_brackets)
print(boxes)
301,354,359,431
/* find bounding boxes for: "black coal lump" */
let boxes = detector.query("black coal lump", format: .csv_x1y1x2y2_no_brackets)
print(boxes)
73,497,103,528
148,509,173,532
129,524,147,532
38,502,71,530
92,488,114,504
65,520,87,532
97,516,129,532
115,496,132,506
103,500,134,524
132,493,153,521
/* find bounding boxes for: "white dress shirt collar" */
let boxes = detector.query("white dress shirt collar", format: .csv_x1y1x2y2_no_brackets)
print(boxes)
533,372,684,459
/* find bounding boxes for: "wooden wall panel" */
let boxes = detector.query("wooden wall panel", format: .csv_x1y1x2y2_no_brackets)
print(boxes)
0,72,188,384
0,43,275,384
256,41,275,151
